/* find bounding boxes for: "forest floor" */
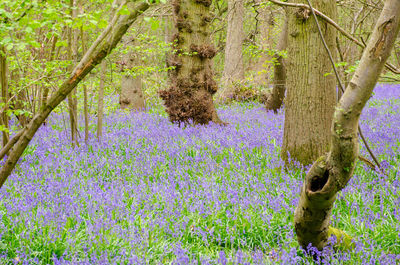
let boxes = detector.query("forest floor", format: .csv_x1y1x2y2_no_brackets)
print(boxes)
0,84,399,264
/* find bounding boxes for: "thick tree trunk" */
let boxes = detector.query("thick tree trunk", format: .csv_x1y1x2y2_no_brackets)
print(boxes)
160,0,222,125
251,0,275,87
294,0,400,250
97,60,106,141
217,0,245,102
0,0,151,189
119,50,145,110
0,46,9,147
282,0,337,166
265,14,288,113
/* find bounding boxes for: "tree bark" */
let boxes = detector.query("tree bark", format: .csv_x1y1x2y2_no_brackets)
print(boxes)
282,0,337,166
67,0,79,147
119,49,145,110
0,0,151,189
97,60,106,141
265,14,288,113
217,0,245,102
294,0,400,250
251,0,275,87
0,46,10,147
160,0,223,125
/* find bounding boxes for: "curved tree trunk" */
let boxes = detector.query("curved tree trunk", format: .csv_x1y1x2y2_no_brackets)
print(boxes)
217,0,245,102
294,0,400,250
265,14,288,113
282,0,337,166
160,0,222,125
119,50,145,110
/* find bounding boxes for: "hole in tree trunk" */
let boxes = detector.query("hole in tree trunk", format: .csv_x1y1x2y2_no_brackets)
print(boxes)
310,170,329,192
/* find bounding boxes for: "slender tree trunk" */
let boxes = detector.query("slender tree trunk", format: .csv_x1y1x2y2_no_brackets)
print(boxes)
83,85,89,144
10,70,29,127
0,46,9,147
217,0,245,102
282,0,337,166
265,14,288,113
119,49,145,110
0,0,151,189
68,0,79,146
294,0,400,250
42,36,58,108
160,0,223,125
97,61,106,141
80,7,89,145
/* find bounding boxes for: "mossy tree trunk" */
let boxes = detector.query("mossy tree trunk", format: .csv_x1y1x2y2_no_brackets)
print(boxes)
217,0,245,102
160,0,222,125
282,0,337,165
265,13,288,113
294,0,400,250
0,46,9,147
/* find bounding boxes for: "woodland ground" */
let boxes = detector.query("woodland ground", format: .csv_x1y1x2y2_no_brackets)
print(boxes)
0,84,399,264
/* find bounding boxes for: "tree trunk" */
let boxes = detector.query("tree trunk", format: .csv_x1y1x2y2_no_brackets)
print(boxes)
282,0,337,166
265,14,288,113
294,0,400,250
119,50,145,110
251,0,275,87
0,0,151,189
160,0,222,125
9,70,29,127
0,46,9,147
217,0,245,102
97,60,106,141
67,0,79,147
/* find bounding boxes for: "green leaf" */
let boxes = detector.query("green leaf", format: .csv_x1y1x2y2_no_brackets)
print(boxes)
5,43,13,51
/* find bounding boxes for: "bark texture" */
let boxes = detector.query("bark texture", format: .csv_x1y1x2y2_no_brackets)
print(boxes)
68,0,79,146
0,46,9,147
160,0,223,125
294,0,400,250
217,0,245,102
251,0,275,87
97,61,106,141
282,0,337,165
0,0,151,189
119,51,145,110
265,15,288,113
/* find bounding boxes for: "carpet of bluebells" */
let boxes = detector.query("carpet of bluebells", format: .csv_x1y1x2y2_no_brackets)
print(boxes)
0,84,399,264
